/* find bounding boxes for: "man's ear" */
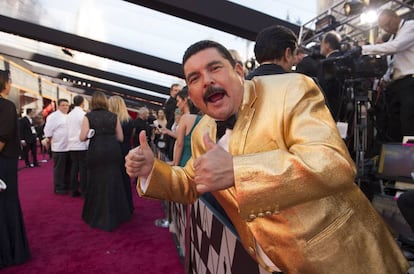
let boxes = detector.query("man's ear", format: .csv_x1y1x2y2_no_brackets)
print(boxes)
235,62,245,81
284,47,293,62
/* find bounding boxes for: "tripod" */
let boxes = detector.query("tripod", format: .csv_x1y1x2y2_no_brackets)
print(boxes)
354,93,369,183
344,78,371,184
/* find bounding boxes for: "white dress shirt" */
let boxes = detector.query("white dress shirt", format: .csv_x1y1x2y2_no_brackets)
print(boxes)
362,19,414,81
67,106,88,151
44,110,69,152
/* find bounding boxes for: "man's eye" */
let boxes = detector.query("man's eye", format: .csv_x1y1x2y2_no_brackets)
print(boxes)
188,76,198,84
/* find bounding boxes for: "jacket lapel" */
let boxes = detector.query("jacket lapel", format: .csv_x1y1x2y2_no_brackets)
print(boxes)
229,81,257,155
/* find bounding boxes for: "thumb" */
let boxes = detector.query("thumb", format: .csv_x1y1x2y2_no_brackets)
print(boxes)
139,130,150,149
203,132,216,150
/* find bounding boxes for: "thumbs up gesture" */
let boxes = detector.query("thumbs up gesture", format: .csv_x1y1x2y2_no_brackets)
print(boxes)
125,130,154,178
193,133,234,194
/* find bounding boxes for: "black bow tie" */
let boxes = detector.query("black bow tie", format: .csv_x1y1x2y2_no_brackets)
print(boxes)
216,115,236,140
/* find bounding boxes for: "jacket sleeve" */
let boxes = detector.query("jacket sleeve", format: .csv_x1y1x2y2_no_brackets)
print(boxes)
137,158,199,204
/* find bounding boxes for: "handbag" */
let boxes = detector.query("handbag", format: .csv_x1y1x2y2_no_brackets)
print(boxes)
157,140,166,149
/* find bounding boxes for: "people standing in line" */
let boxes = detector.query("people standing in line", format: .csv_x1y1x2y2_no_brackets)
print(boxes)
0,69,31,269
125,40,409,273
43,98,70,195
33,112,48,159
295,45,322,78
360,9,414,142
147,108,157,127
228,49,247,77
80,91,131,231
169,87,201,166
153,109,168,157
108,95,135,214
67,95,88,197
160,109,182,154
164,83,182,161
317,31,346,122
171,108,182,134
132,106,151,148
19,108,40,168
245,25,297,80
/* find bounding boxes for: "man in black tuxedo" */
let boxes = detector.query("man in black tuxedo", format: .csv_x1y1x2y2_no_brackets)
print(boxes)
163,83,181,161
245,25,297,80
19,108,39,167
317,31,346,122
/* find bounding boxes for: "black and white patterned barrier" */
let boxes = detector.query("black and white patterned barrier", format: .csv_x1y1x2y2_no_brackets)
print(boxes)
169,199,272,274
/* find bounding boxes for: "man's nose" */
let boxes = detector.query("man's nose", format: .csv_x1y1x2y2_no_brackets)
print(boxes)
202,72,215,87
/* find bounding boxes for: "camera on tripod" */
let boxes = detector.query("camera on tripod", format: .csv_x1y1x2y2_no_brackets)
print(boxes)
321,46,388,80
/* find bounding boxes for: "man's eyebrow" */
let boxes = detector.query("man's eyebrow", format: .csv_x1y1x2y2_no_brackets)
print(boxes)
186,71,198,81
206,60,223,67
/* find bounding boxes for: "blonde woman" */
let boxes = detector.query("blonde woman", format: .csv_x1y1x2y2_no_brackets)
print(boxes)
153,109,168,156
108,95,135,213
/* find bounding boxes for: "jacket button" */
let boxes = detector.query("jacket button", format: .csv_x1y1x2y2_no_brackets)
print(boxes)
258,212,265,217
274,210,280,214
265,211,272,216
248,214,256,221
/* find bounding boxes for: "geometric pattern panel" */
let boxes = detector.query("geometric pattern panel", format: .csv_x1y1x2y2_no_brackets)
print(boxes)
169,201,188,256
188,200,273,274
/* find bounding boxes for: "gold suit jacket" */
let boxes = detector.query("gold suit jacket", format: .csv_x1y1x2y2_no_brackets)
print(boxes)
139,74,409,273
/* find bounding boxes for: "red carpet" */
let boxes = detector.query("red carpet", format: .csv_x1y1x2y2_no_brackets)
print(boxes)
3,159,183,274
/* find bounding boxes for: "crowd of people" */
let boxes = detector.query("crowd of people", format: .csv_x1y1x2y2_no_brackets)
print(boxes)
1,7,413,273
0,74,200,269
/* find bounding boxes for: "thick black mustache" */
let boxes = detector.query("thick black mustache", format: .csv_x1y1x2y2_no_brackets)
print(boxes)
203,86,226,102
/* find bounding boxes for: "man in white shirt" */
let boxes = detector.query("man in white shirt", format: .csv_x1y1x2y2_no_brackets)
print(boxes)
361,9,414,141
67,95,88,197
43,99,70,194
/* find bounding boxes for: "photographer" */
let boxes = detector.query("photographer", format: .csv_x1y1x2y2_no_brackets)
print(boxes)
317,31,347,122
361,9,414,142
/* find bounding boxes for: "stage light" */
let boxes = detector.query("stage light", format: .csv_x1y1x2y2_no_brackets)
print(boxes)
360,10,377,24
344,0,366,16
245,58,256,71
315,15,338,33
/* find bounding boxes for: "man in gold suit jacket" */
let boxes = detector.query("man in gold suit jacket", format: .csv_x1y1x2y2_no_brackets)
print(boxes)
126,40,409,273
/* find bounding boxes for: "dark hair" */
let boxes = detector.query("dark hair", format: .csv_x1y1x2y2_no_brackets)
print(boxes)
26,108,33,115
0,69,10,91
254,25,297,63
323,32,341,51
57,98,69,106
182,40,236,68
91,91,108,110
170,83,180,90
177,86,200,115
73,95,84,106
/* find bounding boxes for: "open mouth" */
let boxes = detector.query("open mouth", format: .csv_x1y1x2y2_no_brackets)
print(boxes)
204,86,226,104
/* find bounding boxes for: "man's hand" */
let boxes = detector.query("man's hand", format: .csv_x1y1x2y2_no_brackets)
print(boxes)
125,130,154,178
193,133,234,193
344,45,362,58
41,138,49,150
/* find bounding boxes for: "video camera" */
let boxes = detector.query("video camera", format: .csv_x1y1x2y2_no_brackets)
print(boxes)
321,46,388,79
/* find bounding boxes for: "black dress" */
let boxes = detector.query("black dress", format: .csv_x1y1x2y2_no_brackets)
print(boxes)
0,97,31,269
82,109,131,231
119,119,134,213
